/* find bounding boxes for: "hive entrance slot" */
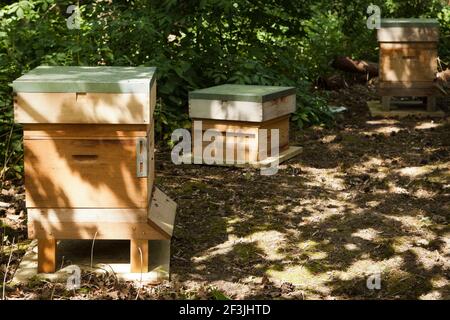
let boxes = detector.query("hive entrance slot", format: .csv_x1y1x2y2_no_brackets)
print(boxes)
72,154,98,161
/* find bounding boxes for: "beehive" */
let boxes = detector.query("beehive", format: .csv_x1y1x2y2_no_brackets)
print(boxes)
13,66,176,274
377,18,439,111
188,84,300,165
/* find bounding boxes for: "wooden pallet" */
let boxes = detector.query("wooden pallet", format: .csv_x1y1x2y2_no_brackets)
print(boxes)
367,100,445,118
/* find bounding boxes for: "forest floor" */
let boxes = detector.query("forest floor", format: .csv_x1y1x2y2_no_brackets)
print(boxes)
1,85,449,299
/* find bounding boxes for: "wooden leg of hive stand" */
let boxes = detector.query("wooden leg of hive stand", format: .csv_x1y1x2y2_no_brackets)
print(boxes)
130,240,149,273
37,238,56,273
426,96,436,112
381,96,391,111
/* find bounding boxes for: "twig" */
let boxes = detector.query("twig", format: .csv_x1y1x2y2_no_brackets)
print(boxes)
135,247,143,300
2,237,15,300
437,57,444,72
50,284,56,300
87,231,98,286
41,3,57,19
78,263,118,281
49,256,67,300
60,256,65,270
90,231,98,268
0,230,4,258
103,264,119,283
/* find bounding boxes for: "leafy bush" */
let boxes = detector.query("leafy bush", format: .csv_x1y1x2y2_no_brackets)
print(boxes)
299,10,348,79
0,96,23,180
437,5,450,67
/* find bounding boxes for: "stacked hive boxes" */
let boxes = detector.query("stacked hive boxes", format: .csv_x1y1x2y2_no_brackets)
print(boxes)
377,18,439,111
13,66,176,274
188,84,301,166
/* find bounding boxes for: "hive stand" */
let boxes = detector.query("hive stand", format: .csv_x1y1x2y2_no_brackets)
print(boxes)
366,100,445,118
187,84,302,167
13,66,177,274
381,96,436,112
375,18,441,115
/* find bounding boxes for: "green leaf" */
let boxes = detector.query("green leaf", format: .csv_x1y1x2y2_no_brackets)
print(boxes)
16,7,24,18
210,289,230,300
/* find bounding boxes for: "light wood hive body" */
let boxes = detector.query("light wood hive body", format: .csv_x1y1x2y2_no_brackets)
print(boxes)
13,66,176,273
188,84,296,164
376,19,441,111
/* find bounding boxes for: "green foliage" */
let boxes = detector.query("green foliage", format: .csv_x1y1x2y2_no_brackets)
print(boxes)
437,5,450,66
0,0,449,178
293,86,334,129
209,287,231,300
0,91,22,180
154,99,191,147
300,10,347,79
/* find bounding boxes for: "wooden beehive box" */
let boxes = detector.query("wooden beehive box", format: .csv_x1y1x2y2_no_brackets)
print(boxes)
188,84,299,165
13,66,176,274
377,18,440,111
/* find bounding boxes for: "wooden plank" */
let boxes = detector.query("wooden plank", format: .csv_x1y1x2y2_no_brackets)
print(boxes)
427,96,437,112
381,96,391,111
367,100,445,118
377,81,437,96
147,121,156,206
262,94,296,121
192,116,290,162
12,66,156,93
28,221,168,240
189,94,295,122
378,81,435,89
377,27,439,42
37,238,56,273
255,146,303,168
130,240,149,273
23,124,148,139
150,81,157,116
379,43,437,83
190,99,264,122
193,119,259,163
14,92,151,124
195,112,291,128
259,115,290,157
380,18,439,28
27,208,148,224
377,86,437,96
189,84,295,102
24,137,149,208
183,146,302,168
148,187,177,238
199,135,260,163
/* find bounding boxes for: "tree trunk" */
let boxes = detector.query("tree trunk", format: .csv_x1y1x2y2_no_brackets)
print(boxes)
331,56,379,78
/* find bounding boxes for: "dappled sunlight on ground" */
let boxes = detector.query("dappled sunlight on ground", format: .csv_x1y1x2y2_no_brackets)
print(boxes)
415,121,444,130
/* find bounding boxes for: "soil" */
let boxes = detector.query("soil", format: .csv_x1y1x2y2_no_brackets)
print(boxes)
1,85,449,299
